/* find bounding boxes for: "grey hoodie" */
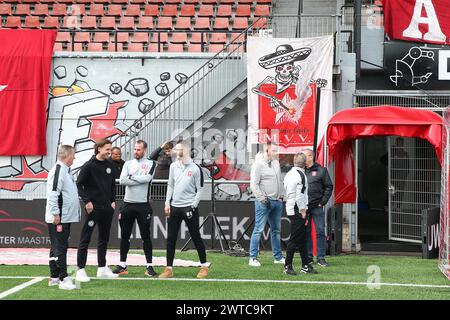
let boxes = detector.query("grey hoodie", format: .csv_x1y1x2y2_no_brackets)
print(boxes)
119,158,157,203
250,152,284,202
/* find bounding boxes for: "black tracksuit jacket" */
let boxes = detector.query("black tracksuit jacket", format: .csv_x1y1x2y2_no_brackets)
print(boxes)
304,162,333,208
76,156,117,209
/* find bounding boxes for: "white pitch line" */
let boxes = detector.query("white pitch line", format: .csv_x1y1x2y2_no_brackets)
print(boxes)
0,276,448,289
0,277,45,300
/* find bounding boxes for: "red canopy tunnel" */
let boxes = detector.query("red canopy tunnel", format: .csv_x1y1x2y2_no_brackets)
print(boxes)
318,105,443,204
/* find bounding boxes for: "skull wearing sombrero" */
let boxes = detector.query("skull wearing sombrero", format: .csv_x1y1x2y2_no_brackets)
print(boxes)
258,45,312,69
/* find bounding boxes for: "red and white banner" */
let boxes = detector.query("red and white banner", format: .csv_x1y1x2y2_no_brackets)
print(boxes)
0,30,56,156
247,35,333,154
383,0,450,45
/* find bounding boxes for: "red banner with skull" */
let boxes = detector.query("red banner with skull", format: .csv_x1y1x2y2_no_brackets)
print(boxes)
247,36,333,154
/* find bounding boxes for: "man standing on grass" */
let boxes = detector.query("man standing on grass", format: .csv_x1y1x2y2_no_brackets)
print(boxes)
75,139,118,282
159,140,209,279
113,140,158,277
45,145,80,290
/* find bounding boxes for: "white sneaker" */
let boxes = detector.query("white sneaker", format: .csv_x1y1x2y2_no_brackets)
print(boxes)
97,266,119,278
75,268,91,282
59,277,76,290
48,277,60,287
274,257,286,264
248,258,261,267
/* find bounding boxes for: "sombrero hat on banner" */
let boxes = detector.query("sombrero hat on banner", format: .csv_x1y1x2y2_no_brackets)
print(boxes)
258,45,311,69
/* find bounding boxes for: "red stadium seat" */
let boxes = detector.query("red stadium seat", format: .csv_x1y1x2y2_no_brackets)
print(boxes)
156,16,173,29
152,32,168,43
15,4,31,15
43,16,60,28
62,15,82,28
51,4,67,16
5,16,21,28
254,4,270,16
180,4,195,17
125,5,141,17
233,17,248,29
217,5,232,17
81,15,97,28
56,31,71,43
197,5,213,17
252,16,267,28
213,17,229,30
87,42,104,51
0,4,12,15
106,4,122,16
118,16,135,29
72,43,84,51
116,32,130,42
174,17,191,30
93,32,110,43
53,42,64,51
230,32,246,43
137,16,154,29
99,16,116,29
190,32,208,44
88,4,104,16
162,4,178,17
24,16,40,28
74,32,91,42
168,43,184,52
210,32,227,43
144,4,159,16
193,17,211,29
188,43,202,52
148,43,163,52
127,43,144,52
235,4,251,17
208,44,225,52
132,32,149,43
171,32,188,43
70,4,86,16
108,42,124,51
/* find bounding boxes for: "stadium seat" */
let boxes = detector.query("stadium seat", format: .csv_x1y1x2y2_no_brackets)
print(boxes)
228,43,244,53
100,16,116,29
56,31,71,43
149,0,164,4
235,5,251,17
144,4,159,16
125,5,141,17
70,43,84,51
88,4,104,16
171,32,188,43
137,16,154,29
193,17,210,29
132,32,149,43
217,5,232,17
24,16,40,28
188,43,202,52
162,4,178,17
43,16,60,28
156,16,173,29
53,42,64,51
233,17,248,29
15,4,31,15
219,0,235,4
230,32,246,43
74,32,91,42
190,32,206,43
93,32,110,43
201,0,217,4
166,0,183,4
254,4,270,16
0,4,12,15
148,43,163,52
118,16,135,29
152,32,168,43
167,43,184,52
127,43,144,52
87,42,103,51
252,16,267,28
210,32,227,43
116,32,130,42
174,17,191,30
62,15,81,28
70,4,86,16
184,0,200,3
94,0,110,4
112,0,128,4
180,4,195,17
58,0,74,4
108,42,124,51
51,4,67,16
106,4,122,16
197,5,213,17
130,0,146,4
81,15,97,28
213,17,230,30
5,16,21,28
208,44,225,52
238,0,254,4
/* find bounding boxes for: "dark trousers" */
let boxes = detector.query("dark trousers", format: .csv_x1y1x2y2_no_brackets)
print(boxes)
48,223,71,281
285,208,308,267
119,202,153,263
77,206,114,268
166,206,206,267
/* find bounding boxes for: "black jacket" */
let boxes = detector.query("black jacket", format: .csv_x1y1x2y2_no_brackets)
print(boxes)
304,162,333,208
149,146,172,179
77,156,117,209
111,158,125,178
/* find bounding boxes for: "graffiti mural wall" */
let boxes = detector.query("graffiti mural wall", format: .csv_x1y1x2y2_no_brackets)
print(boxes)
0,57,208,193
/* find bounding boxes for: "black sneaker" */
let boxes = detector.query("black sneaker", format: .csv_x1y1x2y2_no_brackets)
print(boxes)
145,266,158,277
301,264,318,274
113,265,128,275
283,265,297,276
317,259,329,267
